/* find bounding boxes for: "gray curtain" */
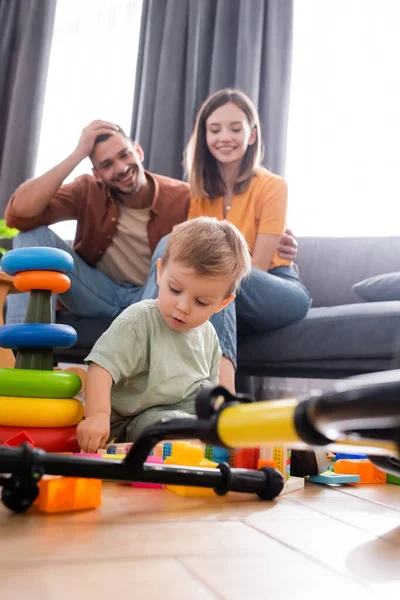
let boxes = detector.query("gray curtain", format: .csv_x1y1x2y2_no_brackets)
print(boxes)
131,0,293,180
0,0,57,216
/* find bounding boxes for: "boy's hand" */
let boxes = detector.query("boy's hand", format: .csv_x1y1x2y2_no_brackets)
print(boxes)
76,414,110,453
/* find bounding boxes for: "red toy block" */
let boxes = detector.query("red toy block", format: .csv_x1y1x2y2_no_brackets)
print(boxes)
4,431,34,447
230,448,260,470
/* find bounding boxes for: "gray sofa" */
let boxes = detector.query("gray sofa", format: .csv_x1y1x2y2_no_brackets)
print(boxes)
55,236,400,380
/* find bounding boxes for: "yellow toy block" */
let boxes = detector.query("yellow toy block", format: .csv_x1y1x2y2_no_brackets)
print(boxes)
272,445,291,481
102,453,125,460
35,476,102,513
164,441,218,497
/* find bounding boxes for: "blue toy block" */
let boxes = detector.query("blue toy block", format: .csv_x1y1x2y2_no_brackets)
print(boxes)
309,472,360,485
162,443,172,460
333,453,367,461
106,445,116,454
212,447,230,463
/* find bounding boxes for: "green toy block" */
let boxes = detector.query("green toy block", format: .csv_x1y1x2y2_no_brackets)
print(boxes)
386,473,400,485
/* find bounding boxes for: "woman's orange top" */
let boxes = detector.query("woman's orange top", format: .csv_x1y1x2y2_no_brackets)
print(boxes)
188,168,290,270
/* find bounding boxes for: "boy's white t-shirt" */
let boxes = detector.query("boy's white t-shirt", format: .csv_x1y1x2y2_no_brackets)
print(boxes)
85,299,222,422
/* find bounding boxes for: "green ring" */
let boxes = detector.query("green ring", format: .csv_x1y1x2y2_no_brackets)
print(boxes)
0,368,82,399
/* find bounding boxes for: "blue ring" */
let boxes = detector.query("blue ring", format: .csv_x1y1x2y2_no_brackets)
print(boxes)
0,324,78,349
1,247,74,276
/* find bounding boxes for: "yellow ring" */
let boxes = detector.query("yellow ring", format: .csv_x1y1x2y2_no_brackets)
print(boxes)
0,396,83,427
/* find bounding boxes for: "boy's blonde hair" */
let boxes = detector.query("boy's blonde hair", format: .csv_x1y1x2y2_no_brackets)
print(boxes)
162,217,251,296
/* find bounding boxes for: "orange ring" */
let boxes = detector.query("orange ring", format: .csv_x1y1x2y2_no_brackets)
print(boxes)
13,271,71,293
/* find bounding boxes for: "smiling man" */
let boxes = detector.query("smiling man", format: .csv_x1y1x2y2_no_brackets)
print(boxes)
5,119,297,324
5,120,191,323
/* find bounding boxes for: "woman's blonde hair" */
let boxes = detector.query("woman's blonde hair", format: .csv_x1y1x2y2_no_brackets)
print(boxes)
162,217,251,295
185,88,264,198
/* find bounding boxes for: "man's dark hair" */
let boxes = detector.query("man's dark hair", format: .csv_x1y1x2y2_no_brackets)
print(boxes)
90,125,129,162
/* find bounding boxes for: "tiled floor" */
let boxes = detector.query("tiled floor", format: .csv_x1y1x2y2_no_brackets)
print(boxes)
1,480,400,599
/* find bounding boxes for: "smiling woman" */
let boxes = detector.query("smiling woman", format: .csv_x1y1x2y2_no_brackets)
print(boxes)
35,0,143,241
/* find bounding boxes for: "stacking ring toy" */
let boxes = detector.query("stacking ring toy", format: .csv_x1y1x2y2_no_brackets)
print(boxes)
1,247,74,276
0,396,83,427
0,425,80,452
14,271,71,294
0,368,81,398
0,324,77,349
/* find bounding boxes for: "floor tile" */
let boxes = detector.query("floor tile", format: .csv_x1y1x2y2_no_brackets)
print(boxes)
0,558,217,600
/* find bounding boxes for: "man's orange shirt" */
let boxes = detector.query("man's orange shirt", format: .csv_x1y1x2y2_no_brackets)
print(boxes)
188,168,290,270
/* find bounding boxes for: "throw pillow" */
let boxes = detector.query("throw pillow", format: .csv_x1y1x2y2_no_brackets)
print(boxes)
352,272,400,302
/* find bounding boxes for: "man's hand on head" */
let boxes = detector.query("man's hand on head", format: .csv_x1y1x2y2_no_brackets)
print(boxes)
277,228,298,261
74,120,119,161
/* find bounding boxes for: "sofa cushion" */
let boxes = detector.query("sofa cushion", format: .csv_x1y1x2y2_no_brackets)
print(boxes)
352,272,400,302
237,301,400,376
296,236,400,307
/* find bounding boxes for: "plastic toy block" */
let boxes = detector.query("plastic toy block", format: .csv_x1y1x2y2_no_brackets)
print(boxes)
152,443,164,458
334,459,386,483
162,442,172,460
273,446,291,481
333,453,367,461
102,453,125,460
74,452,101,458
387,474,400,485
165,442,205,467
279,476,305,495
165,442,217,496
211,446,230,463
35,476,102,513
309,470,360,485
133,456,164,488
259,447,273,461
4,431,34,447
230,448,260,470
205,444,213,460
257,459,277,470
106,443,132,455
97,448,107,455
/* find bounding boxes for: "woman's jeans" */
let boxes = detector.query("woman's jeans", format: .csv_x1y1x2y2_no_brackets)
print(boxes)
6,228,312,369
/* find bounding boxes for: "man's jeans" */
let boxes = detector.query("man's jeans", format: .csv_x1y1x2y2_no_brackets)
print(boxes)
6,228,311,370
6,227,161,323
